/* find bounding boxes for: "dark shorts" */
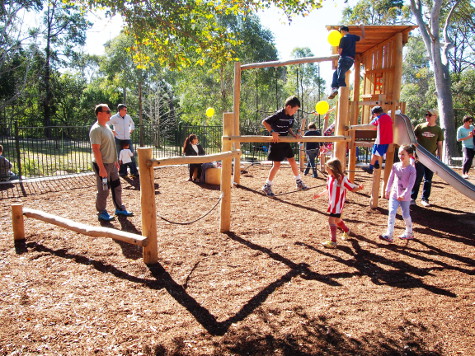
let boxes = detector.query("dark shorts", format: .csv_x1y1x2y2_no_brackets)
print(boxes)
267,142,295,162
329,213,341,218
372,144,389,157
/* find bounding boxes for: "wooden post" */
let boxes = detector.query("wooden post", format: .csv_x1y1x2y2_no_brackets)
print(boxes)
299,118,307,172
370,166,382,209
382,33,404,195
348,130,357,182
233,62,242,184
138,147,158,264
221,113,234,232
334,72,350,166
12,203,25,241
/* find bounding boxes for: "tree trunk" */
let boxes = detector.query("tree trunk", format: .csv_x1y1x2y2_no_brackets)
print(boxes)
410,0,459,163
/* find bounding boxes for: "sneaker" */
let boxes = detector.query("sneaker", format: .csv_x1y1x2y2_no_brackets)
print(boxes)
312,173,318,178
322,240,337,249
362,167,373,174
421,199,430,207
98,210,115,221
327,88,339,99
262,183,275,197
410,199,416,206
296,179,309,191
399,232,414,240
379,234,393,243
341,230,351,240
374,162,380,169
115,209,134,217
462,174,469,179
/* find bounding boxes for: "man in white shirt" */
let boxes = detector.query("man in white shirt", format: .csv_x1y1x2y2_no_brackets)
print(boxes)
109,104,139,177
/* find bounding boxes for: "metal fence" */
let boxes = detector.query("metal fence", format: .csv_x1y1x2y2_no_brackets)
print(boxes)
0,123,224,179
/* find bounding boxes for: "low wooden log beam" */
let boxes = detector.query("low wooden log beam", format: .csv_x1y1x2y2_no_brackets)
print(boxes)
22,208,148,247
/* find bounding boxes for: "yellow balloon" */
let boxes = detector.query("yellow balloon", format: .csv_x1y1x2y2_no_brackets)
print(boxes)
205,107,215,117
315,101,330,115
327,30,342,47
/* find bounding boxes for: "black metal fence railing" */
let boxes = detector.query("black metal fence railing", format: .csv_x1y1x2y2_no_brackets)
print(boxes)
0,123,225,179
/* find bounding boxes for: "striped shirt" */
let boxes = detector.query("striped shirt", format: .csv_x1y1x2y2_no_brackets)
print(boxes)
326,175,359,214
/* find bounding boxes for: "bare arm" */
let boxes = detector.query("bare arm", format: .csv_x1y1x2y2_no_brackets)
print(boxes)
360,24,365,40
436,141,443,159
92,144,107,178
262,119,279,143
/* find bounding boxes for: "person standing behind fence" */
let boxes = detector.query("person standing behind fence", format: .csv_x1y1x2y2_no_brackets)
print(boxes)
183,134,205,182
0,144,19,181
261,95,309,197
109,104,139,178
118,142,138,179
90,104,133,221
456,115,474,179
303,122,321,178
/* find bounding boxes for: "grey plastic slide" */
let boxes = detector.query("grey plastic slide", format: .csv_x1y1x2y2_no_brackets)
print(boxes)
394,114,475,201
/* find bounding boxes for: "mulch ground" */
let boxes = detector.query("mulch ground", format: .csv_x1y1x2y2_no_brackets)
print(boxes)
0,164,474,355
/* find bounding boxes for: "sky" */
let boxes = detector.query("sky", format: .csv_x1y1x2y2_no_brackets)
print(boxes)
85,1,356,80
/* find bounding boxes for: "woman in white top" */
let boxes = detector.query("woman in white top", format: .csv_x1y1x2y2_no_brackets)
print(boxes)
183,134,205,181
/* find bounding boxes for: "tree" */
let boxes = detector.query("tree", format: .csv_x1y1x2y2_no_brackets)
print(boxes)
341,0,410,25
409,0,465,161
81,0,323,70
39,0,91,127
0,0,42,113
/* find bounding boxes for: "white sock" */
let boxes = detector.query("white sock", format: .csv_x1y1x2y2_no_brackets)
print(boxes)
266,180,273,185
295,175,301,181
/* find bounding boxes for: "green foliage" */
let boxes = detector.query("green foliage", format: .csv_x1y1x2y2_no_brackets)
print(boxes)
452,69,475,124
341,0,411,25
81,0,324,70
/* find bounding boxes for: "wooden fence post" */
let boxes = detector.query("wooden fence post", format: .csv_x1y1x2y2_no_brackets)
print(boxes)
11,203,25,241
221,113,234,232
138,147,158,264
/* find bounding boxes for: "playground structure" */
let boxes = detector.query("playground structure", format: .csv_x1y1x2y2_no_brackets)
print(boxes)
229,25,418,208
11,25,475,267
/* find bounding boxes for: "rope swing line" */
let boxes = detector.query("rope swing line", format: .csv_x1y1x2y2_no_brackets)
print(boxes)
156,193,223,225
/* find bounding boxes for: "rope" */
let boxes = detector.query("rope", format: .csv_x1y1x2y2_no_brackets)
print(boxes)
156,193,223,225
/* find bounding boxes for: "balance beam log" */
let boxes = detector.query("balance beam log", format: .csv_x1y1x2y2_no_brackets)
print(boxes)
148,150,240,168
21,207,148,247
223,135,350,143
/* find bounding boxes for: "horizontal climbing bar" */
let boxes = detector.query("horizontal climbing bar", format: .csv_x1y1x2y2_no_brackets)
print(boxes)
241,55,339,70
148,150,241,167
22,207,148,247
222,135,351,143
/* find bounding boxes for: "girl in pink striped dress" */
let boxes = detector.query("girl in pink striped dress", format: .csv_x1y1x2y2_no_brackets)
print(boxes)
313,158,363,248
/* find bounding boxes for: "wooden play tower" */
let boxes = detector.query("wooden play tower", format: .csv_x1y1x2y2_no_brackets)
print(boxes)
230,25,417,208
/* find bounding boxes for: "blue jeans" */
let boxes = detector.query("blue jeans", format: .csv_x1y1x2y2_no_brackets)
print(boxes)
331,57,354,88
304,149,319,177
411,161,433,201
386,197,412,236
462,146,474,175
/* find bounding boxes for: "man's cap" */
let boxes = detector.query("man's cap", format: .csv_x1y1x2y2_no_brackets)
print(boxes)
427,109,438,116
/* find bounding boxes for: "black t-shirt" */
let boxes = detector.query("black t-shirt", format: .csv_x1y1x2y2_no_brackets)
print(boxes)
339,34,360,59
304,130,322,150
264,108,294,136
